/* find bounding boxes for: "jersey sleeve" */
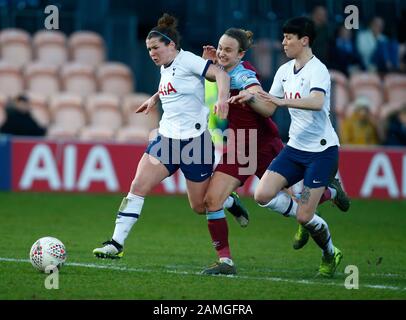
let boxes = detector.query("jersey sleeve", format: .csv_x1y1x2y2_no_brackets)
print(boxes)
309,64,330,95
234,68,260,90
183,51,212,77
269,66,285,98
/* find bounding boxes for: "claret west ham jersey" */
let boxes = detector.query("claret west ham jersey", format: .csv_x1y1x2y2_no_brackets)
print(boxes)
158,49,211,139
269,56,339,152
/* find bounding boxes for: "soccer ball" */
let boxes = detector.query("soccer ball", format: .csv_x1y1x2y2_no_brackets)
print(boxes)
29,237,67,272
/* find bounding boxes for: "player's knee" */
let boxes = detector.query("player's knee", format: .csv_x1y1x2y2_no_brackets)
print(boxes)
203,193,222,212
296,207,312,225
130,179,149,197
254,189,276,206
190,202,206,215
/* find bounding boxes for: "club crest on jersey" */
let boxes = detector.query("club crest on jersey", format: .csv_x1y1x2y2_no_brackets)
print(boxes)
159,82,177,96
284,92,301,99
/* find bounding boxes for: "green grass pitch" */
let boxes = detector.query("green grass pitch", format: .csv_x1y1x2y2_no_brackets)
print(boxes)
0,192,405,299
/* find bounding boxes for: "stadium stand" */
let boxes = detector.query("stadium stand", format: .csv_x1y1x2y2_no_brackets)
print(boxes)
32,30,68,67
79,93,122,141
97,62,134,96
0,92,6,127
383,73,406,103
0,28,32,68
349,72,384,110
25,61,60,97
25,92,50,128
0,61,24,98
47,93,85,139
68,31,105,67
116,93,159,143
330,69,350,119
61,62,97,96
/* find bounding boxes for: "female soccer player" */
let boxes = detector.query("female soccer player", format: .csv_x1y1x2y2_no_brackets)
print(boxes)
93,13,232,259
232,17,347,277
199,28,284,275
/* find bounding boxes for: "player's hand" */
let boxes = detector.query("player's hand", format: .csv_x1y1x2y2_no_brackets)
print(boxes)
214,99,229,119
257,91,284,106
202,45,217,62
135,97,158,114
228,90,254,104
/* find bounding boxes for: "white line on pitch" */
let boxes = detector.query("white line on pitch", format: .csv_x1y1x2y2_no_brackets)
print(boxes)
1,257,405,292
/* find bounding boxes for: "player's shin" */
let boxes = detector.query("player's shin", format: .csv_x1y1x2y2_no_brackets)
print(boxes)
206,209,232,263
112,193,144,246
303,214,334,257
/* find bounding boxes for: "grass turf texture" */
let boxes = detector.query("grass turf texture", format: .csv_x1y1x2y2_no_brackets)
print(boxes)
0,192,405,299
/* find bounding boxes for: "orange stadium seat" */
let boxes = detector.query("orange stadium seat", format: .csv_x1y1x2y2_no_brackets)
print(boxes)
84,93,122,129
97,62,134,96
349,72,383,109
69,31,105,67
0,28,32,67
61,62,97,96
47,93,85,139
24,62,60,96
115,93,160,143
25,92,50,128
0,61,24,97
32,30,68,67
383,73,406,103
78,126,116,142
329,70,350,118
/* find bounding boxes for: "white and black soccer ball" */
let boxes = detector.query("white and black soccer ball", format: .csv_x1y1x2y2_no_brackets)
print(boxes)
29,237,67,272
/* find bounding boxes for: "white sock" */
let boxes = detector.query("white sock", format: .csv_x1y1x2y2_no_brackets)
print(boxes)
329,187,337,199
112,193,144,246
223,196,234,209
258,192,297,217
219,257,234,266
304,215,334,256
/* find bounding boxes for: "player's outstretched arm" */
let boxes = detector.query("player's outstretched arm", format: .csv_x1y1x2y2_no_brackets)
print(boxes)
228,89,277,117
135,92,160,114
205,64,230,119
257,90,325,111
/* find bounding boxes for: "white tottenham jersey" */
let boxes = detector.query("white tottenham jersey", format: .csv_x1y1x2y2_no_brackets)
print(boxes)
269,56,340,152
158,49,211,139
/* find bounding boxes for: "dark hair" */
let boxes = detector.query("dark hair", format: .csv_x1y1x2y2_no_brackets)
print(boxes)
224,28,254,52
147,13,180,50
16,94,28,102
282,16,316,46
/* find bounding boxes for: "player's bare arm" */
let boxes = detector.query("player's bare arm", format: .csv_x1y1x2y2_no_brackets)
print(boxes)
205,64,230,119
135,92,160,114
257,90,325,111
228,88,277,117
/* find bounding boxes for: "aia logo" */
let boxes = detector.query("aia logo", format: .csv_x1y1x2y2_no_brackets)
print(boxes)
159,82,177,96
284,92,301,99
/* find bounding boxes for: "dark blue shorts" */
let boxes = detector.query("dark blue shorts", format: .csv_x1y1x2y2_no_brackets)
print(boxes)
146,130,214,182
268,145,338,188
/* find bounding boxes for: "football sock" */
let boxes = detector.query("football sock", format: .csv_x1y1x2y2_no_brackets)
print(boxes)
319,187,336,204
112,193,144,246
223,196,234,209
303,214,334,257
206,209,231,259
258,191,297,217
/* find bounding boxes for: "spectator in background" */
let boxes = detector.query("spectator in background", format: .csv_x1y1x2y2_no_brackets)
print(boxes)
385,104,406,146
330,25,363,76
356,17,393,72
340,96,380,145
0,94,46,136
310,5,330,65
